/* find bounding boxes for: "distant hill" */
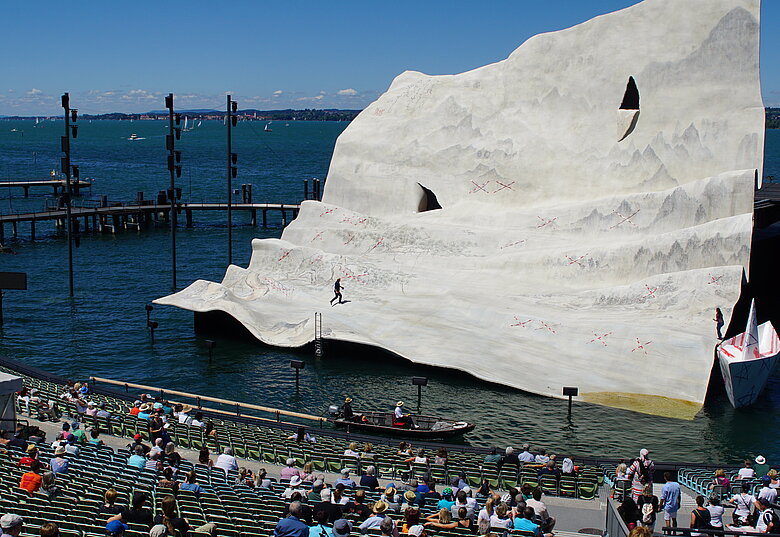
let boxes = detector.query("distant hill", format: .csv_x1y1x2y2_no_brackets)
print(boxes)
77,108,362,121
768,108,780,129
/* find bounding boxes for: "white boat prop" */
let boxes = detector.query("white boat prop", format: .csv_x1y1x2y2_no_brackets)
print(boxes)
718,300,780,408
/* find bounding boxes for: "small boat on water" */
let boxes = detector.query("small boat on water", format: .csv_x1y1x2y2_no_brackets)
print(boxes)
327,407,475,439
718,300,780,408
128,133,145,141
264,122,272,132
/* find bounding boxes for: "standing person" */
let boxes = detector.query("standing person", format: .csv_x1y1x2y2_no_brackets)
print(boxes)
660,472,681,529
637,484,659,529
755,498,777,533
714,308,725,339
729,482,756,526
707,495,725,529
330,279,344,306
690,496,711,537
626,449,654,502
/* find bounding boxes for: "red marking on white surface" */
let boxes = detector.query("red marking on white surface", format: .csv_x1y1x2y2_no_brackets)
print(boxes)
341,216,368,226
535,321,557,334
469,180,490,194
707,273,723,286
610,209,640,229
536,216,558,229
510,317,533,328
566,254,589,267
277,250,291,262
309,255,323,265
343,271,368,283
642,285,657,299
631,338,653,354
319,208,336,217
588,332,612,346
368,238,384,252
343,234,355,245
493,181,515,193
310,231,324,242
500,239,526,250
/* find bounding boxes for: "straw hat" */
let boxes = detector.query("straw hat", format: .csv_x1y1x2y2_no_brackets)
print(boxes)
54,446,67,456
290,475,302,487
180,404,193,414
396,401,404,407
372,501,388,514
344,397,353,403
404,490,416,502
756,455,767,465
25,444,37,453
138,403,151,413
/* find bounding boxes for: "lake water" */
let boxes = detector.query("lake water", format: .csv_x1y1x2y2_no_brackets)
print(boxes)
1,120,779,463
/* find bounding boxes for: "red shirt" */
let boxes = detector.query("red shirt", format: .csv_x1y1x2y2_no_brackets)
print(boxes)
129,407,140,416
19,471,42,494
17,456,36,467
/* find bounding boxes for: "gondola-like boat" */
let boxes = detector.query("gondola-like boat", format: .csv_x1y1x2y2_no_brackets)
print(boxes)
326,408,475,439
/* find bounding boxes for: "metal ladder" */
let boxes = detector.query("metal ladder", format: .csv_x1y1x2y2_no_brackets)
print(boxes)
314,312,324,358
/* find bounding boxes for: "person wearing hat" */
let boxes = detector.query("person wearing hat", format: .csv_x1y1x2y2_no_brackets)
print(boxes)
63,434,80,456
359,501,393,532
280,458,301,480
393,401,416,429
335,469,356,489
626,449,654,502
758,476,778,505
0,514,24,537
16,445,41,468
755,498,777,533
407,525,426,537
331,519,352,537
129,401,142,416
105,520,128,537
71,422,87,444
137,404,152,421
341,397,356,422
49,446,69,475
437,488,455,511
177,404,193,425
149,525,168,537
755,456,770,479
86,401,98,417
282,475,307,500
274,500,309,537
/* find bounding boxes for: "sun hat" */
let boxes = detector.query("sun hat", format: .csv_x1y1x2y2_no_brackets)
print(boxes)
396,401,404,407
756,455,767,465
404,490,416,502
138,403,151,413
332,519,352,537
461,485,471,494
290,475,302,487
54,446,67,456
0,514,23,530
372,500,388,514
149,525,168,537
344,397,353,403
340,468,350,476
408,525,425,537
106,520,129,536
25,444,37,453
286,458,296,466
180,404,193,413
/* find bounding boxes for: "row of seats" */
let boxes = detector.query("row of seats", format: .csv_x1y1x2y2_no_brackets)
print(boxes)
678,467,767,499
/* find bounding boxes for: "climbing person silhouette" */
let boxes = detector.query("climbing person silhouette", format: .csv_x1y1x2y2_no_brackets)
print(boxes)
330,278,344,306
714,307,724,339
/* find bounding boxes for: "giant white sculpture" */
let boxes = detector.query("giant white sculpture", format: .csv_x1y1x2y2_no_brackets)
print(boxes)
156,0,765,418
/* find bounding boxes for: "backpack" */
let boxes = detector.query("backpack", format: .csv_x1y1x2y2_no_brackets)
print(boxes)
641,502,655,524
637,461,650,484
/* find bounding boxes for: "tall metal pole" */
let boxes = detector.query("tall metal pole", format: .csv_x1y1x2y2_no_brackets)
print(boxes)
167,93,177,291
61,93,74,297
226,94,233,266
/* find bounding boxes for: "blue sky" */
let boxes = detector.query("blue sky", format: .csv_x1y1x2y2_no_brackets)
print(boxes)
1,0,777,114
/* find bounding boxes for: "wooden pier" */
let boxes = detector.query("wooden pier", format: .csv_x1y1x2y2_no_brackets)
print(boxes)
0,200,300,243
0,178,92,197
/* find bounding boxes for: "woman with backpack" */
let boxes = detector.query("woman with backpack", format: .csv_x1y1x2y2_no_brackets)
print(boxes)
637,484,659,529
690,495,711,537
626,449,655,501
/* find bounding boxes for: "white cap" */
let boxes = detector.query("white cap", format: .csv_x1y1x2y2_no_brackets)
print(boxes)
408,525,425,537
0,514,23,529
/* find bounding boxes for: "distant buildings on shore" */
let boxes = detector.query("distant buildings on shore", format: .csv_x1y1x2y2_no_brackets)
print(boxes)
0,108,362,122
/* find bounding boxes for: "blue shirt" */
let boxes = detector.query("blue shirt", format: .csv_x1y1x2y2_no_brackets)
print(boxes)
309,525,332,537
514,518,541,536
49,457,69,474
334,478,356,488
661,481,681,511
180,482,204,494
275,516,309,537
137,412,150,421
438,499,455,511
127,455,146,469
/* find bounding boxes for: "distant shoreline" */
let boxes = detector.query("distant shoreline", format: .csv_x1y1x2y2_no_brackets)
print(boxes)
0,108,361,122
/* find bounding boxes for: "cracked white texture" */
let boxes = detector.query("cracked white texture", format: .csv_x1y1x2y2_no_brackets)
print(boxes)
156,0,764,414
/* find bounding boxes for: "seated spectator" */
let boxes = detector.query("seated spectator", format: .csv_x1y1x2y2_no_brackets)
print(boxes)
360,466,381,490
64,434,80,456
190,412,205,427
149,525,167,537
335,469,356,488
127,445,146,470
438,488,455,510
96,403,111,419
108,492,154,528
755,498,776,534
280,458,301,480
332,484,349,506
175,404,191,425
179,471,205,496
500,447,519,467
40,472,62,500
127,434,151,455
86,401,98,417
309,509,333,537
7,433,27,451
484,448,502,464
426,508,458,530
314,489,342,523
535,450,550,464
158,467,179,494
422,481,441,504
450,490,477,520
345,490,372,521
197,448,213,467
275,501,309,537
378,517,394,537
162,442,180,468
537,461,561,480
154,495,216,537
17,445,41,468
283,476,307,500
615,463,629,481
332,520,352,537
214,447,238,475
407,526,426,537
89,428,104,447
71,422,86,443
434,448,448,466
402,509,420,533
452,472,468,490
475,480,493,499
49,446,69,474
300,462,314,483
35,398,60,422
343,442,360,458
288,426,316,444
518,444,535,463
255,468,272,488
0,514,24,537
405,449,428,465
454,507,472,531
129,401,141,416
758,476,778,504
562,457,576,475
149,438,164,456
489,502,513,530
402,491,418,513
514,507,543,537
19,461,43,495
40,522,59,537
527,488,556,532
360,501,393,532
397,442,413,457
736,459,756,480
144,451,163,473
308,480,324,502
98,488,124,516
768,469,780,489
710,469,730,489
382,487,401,512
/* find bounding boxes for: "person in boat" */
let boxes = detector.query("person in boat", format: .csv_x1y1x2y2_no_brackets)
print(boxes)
340,397,361,422
393,401,416,429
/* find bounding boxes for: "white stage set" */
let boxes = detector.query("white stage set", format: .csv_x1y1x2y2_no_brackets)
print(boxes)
157,0,765,417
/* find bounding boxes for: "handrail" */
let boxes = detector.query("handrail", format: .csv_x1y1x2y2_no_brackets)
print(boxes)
90,376,323,423
662,527,780,536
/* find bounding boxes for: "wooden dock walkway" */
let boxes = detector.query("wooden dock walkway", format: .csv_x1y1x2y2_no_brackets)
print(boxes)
0,201,300,242
0,178,92,197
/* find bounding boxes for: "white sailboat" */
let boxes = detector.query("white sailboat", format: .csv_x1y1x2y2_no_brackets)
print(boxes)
183,116,189,131
264,122,272,132
717,300,780,408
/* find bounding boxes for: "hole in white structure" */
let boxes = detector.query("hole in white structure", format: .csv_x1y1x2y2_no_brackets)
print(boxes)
417,183,442,212
617,76,640,142
620,76,640,110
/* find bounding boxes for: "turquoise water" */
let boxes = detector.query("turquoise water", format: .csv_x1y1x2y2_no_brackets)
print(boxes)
1,120,779,463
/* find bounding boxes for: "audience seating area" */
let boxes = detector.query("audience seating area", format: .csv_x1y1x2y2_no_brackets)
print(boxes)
678,467,765,500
